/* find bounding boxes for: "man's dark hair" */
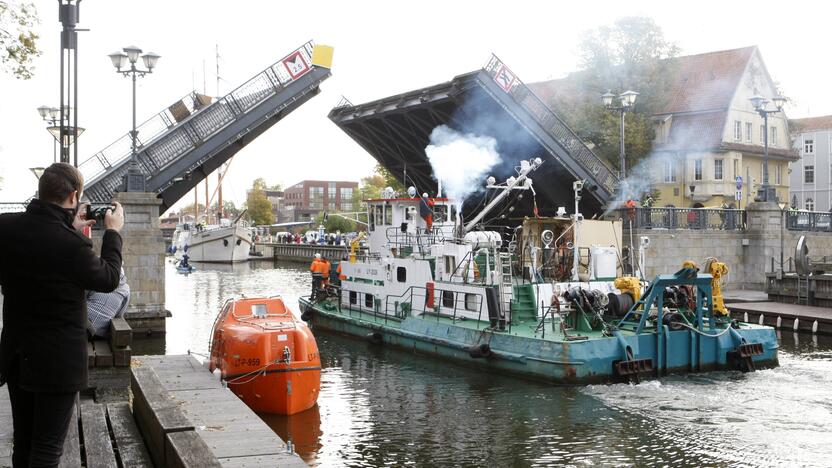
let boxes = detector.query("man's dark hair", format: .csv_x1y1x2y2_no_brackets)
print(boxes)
38,163,84,204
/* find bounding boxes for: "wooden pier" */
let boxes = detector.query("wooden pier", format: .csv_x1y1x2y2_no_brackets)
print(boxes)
728,301,832,334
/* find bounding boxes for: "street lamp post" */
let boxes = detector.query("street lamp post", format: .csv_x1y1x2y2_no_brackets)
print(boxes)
602,90,639,179
749,94,787,203
37,105,61,163
108,46,161,192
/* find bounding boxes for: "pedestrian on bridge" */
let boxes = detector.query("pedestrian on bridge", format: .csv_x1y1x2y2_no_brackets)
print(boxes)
0,163,125,467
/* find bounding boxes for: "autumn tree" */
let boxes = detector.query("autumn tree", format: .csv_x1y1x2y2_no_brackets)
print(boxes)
246,178,274,225
540,16,679,173
0,1,39,79
313,211,355,233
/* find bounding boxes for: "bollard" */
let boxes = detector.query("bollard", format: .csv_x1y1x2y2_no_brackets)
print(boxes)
744,312,748,322
758,314,764,325
813,320,818,334
793,318,799,331
776,316,782,328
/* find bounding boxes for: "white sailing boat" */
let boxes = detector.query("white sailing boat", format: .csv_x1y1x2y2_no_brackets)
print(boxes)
172,214,252,263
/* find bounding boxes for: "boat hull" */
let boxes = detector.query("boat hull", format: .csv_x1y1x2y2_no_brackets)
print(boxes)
226,365,321,415
299,298,779,384
175,224,251,263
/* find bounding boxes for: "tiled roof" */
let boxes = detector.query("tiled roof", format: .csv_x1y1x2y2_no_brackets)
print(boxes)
655,112,726,151
790,115,832,133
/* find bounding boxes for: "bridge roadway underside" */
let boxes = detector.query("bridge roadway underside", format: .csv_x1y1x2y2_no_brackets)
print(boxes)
329,71,609,219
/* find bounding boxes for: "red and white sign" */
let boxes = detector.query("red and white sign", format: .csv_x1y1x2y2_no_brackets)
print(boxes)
282,51,310,80
494,64,516,93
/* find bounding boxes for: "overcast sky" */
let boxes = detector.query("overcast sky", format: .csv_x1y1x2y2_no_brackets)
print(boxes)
1,0,828,213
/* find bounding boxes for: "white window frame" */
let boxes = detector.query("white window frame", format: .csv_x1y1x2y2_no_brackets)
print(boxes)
805,165,815,184
745,122,752,143
760,125,765,145
806,198,815,211
733,159,739,178
714,159,723,180
775,164,781,185
694,160,703,181
770,126,778,147
804,139,814,154
733,121,742,141
663,160,677,182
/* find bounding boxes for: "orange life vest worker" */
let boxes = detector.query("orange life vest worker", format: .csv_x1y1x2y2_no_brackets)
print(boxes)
310,258,320,273
337,263,346,280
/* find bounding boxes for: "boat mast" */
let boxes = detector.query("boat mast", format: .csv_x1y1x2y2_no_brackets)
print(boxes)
462,158,542,234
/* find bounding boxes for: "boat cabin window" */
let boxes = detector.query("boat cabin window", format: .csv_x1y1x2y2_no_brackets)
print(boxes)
368,210,375,231
349,291,357,305
251,303,268,317
397,266,406,282
444,256,456,274
405,206,415,221
442,290,454,308
384,203,392,225
365,293,374,308
465,294,477,311
434,204,448,223
374,205,384,226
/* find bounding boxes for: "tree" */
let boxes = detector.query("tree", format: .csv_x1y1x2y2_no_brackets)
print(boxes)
211,200,240,219
542,16,679,173
246,178,274,225
374,164,405,192
267,183,283,192
0,1,39,79
313,211,355,233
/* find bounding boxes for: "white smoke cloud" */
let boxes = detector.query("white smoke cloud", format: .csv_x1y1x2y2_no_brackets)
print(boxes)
425,125,500,212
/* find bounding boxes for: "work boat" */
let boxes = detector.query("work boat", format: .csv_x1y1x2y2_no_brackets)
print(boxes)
209,297,321,415
300,158,778,384
172,217,251,263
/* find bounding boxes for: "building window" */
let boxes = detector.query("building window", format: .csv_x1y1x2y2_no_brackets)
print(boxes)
349,291,357,305
328,182,336,200
340,187,353,200
770,126,778,146
663,160,676,182
397,266,406,282
365,293,374,308
341,202,353,211
309,187,323,209
760,125,765,145
805,139,814,154
806,198,815,211
328,202,335,210
775,164,782,185
714,159,723,180
805,165,815,184
745,122,752,142
733,159,739,178
733,121,742,141
673,187,680,196
694,160,703,181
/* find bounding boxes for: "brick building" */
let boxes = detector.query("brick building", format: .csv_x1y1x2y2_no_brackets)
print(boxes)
282,180,358,222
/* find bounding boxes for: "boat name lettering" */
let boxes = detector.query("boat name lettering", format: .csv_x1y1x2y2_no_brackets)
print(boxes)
232,357,261,367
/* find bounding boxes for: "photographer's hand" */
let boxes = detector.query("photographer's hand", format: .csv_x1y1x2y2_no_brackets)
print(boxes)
105,202,125,232
73,203,95,231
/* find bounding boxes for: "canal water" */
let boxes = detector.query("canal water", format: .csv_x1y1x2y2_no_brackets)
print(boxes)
159,260,832,467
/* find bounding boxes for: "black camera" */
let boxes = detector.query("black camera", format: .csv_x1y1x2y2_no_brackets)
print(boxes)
86,203,116,230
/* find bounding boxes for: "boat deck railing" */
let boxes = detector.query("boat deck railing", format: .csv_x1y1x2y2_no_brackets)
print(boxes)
381,285,487,328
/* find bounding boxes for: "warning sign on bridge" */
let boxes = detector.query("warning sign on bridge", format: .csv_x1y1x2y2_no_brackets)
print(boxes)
494,64,516,93
282,51,310,80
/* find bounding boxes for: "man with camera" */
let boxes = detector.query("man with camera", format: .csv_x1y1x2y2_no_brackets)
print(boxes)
0,162,124,467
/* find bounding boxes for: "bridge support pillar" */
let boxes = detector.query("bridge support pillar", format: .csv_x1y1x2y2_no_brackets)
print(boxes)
94,192,168,334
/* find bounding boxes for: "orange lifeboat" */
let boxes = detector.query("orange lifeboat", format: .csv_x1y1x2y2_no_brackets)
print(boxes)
208,296,320,415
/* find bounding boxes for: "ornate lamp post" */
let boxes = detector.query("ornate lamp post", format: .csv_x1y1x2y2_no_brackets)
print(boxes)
602,90,639,179
749,94,787,203
37,105,61,163
108,46,161,192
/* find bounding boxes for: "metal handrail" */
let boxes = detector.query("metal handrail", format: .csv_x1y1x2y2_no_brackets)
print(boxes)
483,54,618,195
617,207,747,230
785,210,832,232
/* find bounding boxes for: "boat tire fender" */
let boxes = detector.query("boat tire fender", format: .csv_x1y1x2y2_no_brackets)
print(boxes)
300,309,313,322
468,343,491,359
366,332,384,346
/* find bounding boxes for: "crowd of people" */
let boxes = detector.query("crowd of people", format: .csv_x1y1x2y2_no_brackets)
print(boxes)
274,232,347,246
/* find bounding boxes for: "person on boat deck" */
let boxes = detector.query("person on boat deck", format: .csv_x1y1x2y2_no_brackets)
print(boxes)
180,253,191,269
337,255,347,281
87,267,131,338
310,253,322,299
320,256,332,288
0,163,124,467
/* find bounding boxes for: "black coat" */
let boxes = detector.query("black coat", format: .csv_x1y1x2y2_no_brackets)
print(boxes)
0,199,123,392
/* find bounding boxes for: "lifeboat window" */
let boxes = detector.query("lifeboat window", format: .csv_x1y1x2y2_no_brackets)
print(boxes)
349,291,357,304
465,294,477,311
442,290,454,308
397,266,406,282
365,293,374,308
251,304,267,317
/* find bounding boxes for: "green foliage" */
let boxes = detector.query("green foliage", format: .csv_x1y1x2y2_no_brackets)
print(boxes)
313,211,355,233
246,179,274,226
374,164,405,192
0,1,40,79
212,200,240,219
545,16,679,172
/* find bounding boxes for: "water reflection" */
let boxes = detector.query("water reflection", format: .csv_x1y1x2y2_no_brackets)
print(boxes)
160,260,832,466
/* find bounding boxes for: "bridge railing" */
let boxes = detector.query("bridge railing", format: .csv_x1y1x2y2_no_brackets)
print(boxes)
786,210,832,232
0,202,27,213
617,207,747,231
83,41,317,199
482,55,618,196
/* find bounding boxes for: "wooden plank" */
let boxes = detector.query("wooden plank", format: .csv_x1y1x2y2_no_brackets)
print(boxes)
109,317,133,348
135,355,221,391
80,402,117,468
113,345,132,367
217,454,308,467
106,403,153,468
131,366,194,467
0,386,12,467
93,340,114,368
58,400,81,468
165,431,222,468
87,341,96,368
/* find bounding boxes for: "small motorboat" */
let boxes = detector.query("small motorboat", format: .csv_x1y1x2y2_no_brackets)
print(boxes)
208,296,321,415
176,255,196,273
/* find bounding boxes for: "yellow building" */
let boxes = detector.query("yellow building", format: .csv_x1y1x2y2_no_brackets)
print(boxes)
650,47,798,208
